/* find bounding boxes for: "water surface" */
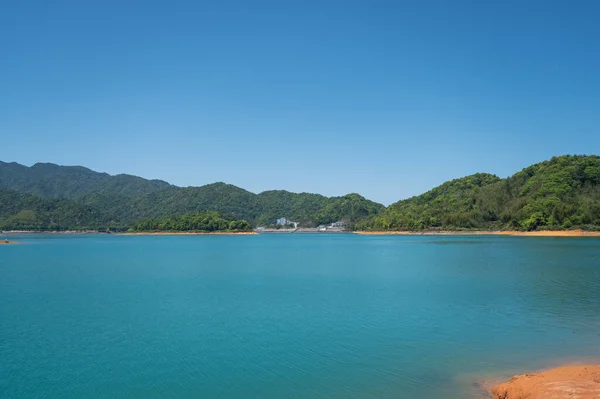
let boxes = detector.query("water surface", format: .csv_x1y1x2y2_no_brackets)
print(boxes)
1,234,599,398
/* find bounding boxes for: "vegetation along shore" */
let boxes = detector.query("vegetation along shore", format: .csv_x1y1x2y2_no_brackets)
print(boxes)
355,229,600,237
121,232,257,236
1,155,600,233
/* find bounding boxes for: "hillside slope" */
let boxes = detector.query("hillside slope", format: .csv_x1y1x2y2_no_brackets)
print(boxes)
0,162,170,199
3,156,598,232
0,188,105,230
360,155,600,231
0,163,384,230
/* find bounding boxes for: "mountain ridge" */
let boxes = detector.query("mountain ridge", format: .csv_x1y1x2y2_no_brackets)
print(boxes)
0,161,371,199
358,155,600,231
0,161,385,230
2,155,600,231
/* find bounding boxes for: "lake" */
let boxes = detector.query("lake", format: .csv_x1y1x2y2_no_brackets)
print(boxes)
1,234,599,398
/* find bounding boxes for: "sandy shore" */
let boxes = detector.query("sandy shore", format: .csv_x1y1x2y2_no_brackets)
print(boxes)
354,229,600,237
490,365,600,399
119,231,258,236
0,240,19,245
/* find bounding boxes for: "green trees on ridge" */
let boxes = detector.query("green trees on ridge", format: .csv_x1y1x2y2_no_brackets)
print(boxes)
357,155,600,231
2,155,600,232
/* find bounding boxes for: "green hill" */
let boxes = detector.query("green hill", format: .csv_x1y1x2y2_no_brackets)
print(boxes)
3,155,599,232
0,163,384,230
0,161,170,199
314,193,387,226
72,186,384,229
359,155,600,231
0,188,105,230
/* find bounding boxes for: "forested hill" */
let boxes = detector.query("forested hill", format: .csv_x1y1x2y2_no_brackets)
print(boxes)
0,162,384,230
2,156,600,232
0,161,171,198
357,155,600,231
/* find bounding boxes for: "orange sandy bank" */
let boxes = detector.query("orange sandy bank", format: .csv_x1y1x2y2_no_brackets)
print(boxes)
0,240,19,245
354,229,600,237
119,231,258,236
490,365,600,399
497,229,600,237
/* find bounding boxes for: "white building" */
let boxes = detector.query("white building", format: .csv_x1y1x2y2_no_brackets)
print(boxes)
276,217,288,226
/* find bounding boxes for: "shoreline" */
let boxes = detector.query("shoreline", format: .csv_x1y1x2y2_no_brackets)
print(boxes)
4,229,600,237
354,229,600,237
2,230,105,235
118,231,258,236
1,230,258,236
489,364,600,398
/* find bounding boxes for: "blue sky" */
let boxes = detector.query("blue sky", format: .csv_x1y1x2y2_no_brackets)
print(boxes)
1,0,599,205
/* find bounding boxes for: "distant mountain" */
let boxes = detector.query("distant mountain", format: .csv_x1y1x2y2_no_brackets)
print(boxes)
72,184,384,228
0,188,105,230
0,161,170,199
359,155,600,231
0,162,384,230
4,156,598,232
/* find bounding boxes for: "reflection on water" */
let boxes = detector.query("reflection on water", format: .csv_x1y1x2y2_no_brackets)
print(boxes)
1,234,599,399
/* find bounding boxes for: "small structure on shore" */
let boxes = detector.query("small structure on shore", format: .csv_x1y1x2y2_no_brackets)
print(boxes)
4,238,9,244
275,217,298,229
276,217,288,226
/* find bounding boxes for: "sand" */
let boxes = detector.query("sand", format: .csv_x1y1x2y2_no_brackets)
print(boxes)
496,229,600,237
490,365,600,399
354,229,600,237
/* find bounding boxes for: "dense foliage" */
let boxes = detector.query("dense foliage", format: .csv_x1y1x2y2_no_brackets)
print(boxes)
0,188,107,231
0,161,170,199
0,163,383,230
358,155,600,231
130,212,251,232
3,156,599,232
313,193,386,226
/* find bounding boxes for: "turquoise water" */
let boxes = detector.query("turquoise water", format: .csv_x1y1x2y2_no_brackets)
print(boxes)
1,234,600,398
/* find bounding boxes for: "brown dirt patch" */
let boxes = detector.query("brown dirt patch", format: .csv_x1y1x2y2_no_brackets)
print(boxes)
490,365,600,399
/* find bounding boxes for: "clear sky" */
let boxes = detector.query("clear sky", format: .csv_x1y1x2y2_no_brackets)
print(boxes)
2,0,599,205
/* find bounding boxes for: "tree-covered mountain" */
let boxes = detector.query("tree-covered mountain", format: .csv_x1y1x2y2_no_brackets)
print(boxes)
358,155,600,231
313,193,387,226
3,155,599,232
0,188,106,230
255,191,331,226
0,161,171,199
74,186,384,229
0,162,384,230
